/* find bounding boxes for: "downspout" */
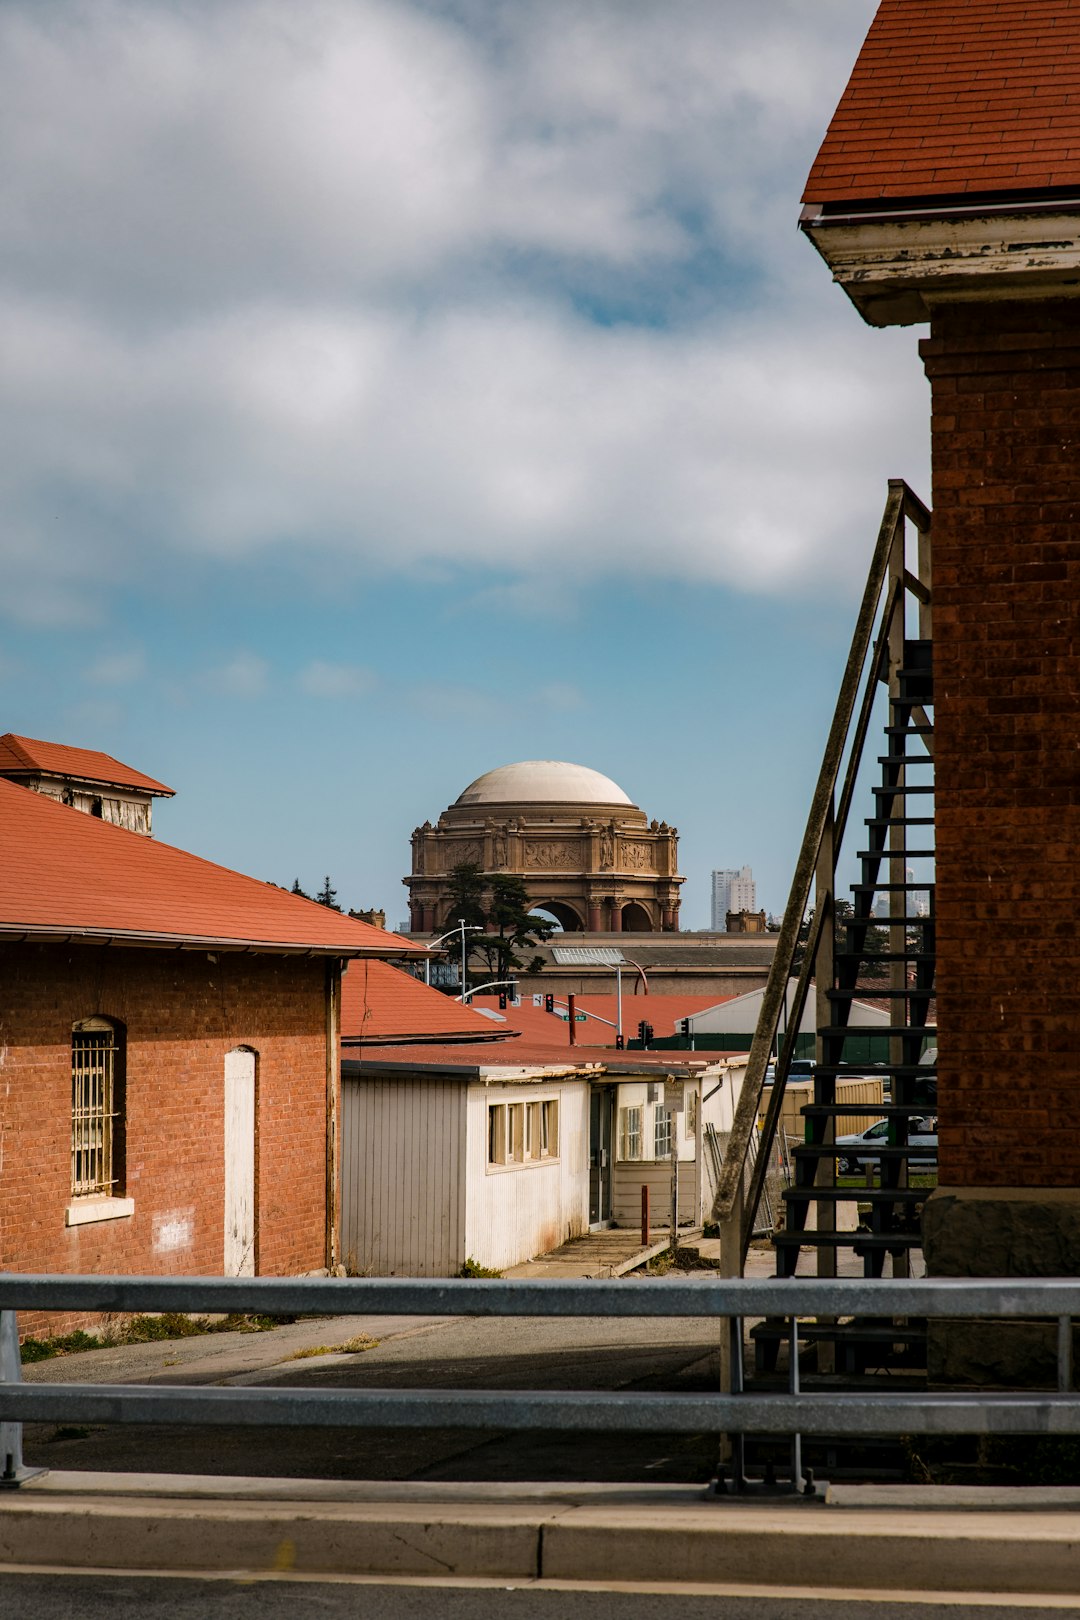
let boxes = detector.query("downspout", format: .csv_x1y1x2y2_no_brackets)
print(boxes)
325,959,342,1272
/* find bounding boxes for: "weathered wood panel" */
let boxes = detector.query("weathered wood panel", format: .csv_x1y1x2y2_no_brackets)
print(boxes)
340,1076,466,1276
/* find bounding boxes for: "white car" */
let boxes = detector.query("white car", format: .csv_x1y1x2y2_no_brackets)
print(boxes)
834,1116,937,1174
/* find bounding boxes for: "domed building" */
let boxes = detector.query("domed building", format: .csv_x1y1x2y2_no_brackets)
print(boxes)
405,761,683,934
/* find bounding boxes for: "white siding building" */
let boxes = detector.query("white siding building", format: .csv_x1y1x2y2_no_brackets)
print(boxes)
711,866,756,930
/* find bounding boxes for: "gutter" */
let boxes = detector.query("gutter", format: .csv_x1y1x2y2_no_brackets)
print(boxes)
0,924,428,958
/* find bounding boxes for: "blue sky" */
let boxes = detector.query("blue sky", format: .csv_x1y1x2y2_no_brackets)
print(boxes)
1,0,929,928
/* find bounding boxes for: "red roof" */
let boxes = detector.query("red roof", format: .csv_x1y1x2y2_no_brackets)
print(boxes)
0,777,424,957
0,733,174,797
345,1043,728,1075
341,960,519,1045
804,0,1080,207
466,991,734,1051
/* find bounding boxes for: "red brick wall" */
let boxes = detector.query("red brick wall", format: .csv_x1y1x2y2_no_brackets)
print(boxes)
0,943,333,1336
921,300,1080,1187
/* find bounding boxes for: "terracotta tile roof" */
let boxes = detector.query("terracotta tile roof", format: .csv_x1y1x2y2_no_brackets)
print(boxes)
345,1043,729,1076
804,0,1080,206
341,960,519,1045
466,991,735,1050
0,777,424,956
0,733,174,796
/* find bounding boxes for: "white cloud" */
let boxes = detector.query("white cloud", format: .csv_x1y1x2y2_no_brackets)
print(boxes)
212,652,270,699
298,660,377,699
85,649,146,687
0,0,912,628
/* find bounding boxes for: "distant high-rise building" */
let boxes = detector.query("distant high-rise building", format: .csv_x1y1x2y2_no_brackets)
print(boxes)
711,866,756,931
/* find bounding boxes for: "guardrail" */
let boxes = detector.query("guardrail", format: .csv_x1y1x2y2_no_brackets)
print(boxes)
3,1274,1079,1497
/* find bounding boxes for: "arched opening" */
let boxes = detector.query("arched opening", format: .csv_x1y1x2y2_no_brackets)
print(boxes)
530,901,583,933
620,901,654,933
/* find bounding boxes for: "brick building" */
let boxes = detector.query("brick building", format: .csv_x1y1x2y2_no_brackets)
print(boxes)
0,774,424,1334
803,0,1080,1275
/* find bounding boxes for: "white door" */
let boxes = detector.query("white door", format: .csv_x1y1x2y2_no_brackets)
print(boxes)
224,1048,256,1276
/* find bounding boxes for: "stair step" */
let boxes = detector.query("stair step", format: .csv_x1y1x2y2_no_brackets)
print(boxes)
865,816,935,827
856,849,935,860
793,1144,936,1162
884,724,934,735
800,1104,934,1118
818,1024,935,1038
826,989,933,1000
772,1231,922,1251
834,951,934,963
750,1321,925,1344
782,1186,926,1204
867,777,939,790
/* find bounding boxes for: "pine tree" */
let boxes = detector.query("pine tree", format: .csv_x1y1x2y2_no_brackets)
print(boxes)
315,876,341,912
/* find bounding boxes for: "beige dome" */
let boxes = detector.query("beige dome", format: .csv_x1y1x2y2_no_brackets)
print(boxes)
455,760,633,808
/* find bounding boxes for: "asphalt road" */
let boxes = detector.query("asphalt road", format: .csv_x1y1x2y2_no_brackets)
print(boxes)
0,1575,1051,1620
20,1307,729,1484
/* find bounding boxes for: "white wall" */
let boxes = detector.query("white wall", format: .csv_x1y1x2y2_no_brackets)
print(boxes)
463,1079,590,1271
689,985,889,1035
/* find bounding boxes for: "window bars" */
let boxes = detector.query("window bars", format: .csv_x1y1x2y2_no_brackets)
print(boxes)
71,1021,118,1199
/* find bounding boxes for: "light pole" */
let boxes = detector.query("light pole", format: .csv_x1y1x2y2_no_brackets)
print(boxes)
423,922,483,992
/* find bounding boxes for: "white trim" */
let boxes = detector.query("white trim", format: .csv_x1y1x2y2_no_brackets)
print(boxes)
65,1196,135,1227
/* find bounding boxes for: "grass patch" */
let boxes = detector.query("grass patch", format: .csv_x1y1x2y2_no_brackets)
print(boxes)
458,1258,502,1278
286,1334,379,1360
20,1311,299,1363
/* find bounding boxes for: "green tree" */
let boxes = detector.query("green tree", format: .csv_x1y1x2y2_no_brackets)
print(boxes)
290,878,310,899
315,876,341,911
443,862,554,992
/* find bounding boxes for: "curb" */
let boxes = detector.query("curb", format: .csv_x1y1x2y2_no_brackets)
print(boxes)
3,1477,1080,1592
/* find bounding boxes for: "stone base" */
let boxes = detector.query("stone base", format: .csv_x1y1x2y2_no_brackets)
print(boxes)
923,1187,1080,1387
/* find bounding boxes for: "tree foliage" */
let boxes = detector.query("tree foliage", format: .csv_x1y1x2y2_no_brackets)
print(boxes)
442,862,554,991
315,876,341,912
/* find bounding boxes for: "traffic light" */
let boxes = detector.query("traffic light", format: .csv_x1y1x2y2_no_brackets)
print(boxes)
637,1020,654,1047
498,990,508,1010
544,993,555,1014
679,1018,691,1038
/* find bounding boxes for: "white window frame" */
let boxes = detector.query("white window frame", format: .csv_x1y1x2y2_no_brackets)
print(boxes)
487,1096,560,1171
619,1105,643,1162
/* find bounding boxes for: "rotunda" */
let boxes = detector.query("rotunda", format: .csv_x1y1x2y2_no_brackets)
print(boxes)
405,760,683,933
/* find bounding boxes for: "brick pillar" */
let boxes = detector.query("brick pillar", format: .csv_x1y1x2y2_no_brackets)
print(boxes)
921,300,1080,1296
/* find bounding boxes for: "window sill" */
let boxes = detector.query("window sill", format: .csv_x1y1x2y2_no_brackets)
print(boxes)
486,1157,560,1174
65,1196,135,1227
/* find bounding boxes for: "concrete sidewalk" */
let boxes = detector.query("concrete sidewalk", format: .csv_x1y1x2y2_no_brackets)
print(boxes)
502,1230,677,1279
3,1474,1080,1598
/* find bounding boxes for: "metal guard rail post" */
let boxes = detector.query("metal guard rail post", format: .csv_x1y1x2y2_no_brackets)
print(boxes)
2,1274,1078,1493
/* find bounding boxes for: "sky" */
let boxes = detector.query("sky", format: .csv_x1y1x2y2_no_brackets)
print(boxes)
1,0,931,929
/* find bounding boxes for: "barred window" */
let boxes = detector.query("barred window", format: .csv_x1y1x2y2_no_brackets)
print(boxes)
71,1018,124,1198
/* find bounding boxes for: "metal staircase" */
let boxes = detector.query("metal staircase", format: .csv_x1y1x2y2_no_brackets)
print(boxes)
712,480,935,1292
777,636,936,1281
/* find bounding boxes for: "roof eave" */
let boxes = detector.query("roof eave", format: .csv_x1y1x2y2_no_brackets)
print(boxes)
0,923,428,958
801,198,1080,328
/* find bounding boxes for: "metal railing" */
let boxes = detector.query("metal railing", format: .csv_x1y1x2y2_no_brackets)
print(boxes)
711,479,932,1265
3,1273,1080,1495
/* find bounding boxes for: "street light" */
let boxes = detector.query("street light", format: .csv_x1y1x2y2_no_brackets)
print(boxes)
424,921,484,991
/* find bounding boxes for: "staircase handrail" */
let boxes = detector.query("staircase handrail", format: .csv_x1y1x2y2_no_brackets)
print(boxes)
711,479,931,1257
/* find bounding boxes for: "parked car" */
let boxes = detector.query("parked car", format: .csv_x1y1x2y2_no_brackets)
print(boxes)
834,1116,937,1174
763,1059,815,1086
